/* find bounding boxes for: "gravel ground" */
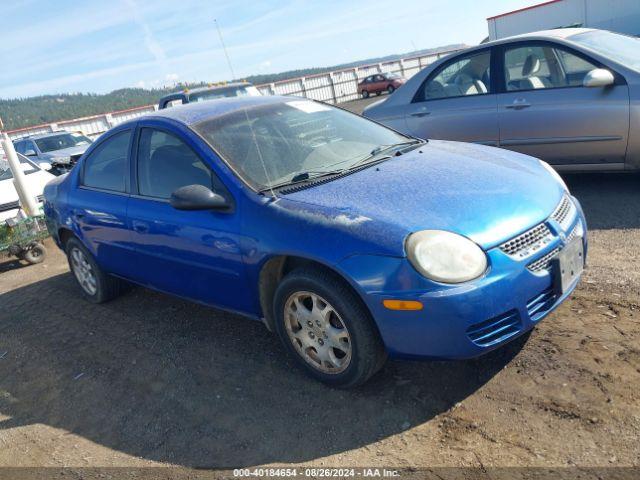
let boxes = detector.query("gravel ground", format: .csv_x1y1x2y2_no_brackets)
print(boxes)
0,98,638,470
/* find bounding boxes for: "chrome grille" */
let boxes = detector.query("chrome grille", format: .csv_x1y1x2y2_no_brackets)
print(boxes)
565,221,582,244
551,195,575,230
500,223,553,259
527,247,560,273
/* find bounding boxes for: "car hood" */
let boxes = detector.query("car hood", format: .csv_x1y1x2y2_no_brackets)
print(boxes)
42,145,89,158
281,140,565,254
0,170,53,206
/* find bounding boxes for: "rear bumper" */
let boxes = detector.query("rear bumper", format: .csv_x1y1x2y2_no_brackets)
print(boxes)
338,198,587,360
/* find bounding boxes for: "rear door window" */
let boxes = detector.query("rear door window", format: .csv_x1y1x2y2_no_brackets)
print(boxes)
81,130,131,192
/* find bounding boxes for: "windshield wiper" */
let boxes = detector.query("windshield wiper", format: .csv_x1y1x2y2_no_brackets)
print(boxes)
259,168,345,193
348,139,423,171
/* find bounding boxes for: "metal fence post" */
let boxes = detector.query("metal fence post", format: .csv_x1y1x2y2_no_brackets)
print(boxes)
300,77,307,98
399,59,405,76
328,72,338,104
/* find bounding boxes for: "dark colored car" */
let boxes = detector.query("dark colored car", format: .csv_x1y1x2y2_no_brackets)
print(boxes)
358,73,405,98
158,82,261,109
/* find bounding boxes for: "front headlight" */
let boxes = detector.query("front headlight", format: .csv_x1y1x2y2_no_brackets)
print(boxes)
406,230,488,283
540,160,568,192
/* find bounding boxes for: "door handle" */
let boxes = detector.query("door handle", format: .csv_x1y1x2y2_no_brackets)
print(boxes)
410,111,430,117
505,99,531,110
132,221,149,233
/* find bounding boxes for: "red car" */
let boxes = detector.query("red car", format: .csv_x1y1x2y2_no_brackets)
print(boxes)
358,73,406,98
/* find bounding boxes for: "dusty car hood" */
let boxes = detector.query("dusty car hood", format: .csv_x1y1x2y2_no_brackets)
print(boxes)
282,140,565,251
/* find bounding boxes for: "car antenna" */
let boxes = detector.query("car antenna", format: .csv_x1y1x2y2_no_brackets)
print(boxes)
243,108,278,200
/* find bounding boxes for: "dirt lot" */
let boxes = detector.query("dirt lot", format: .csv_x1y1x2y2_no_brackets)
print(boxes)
0,99,639,470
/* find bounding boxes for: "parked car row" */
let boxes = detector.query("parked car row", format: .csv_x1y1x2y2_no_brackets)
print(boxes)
28,27,640,386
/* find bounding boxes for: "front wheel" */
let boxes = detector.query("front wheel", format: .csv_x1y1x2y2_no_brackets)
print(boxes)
361,90,369,98
273,268,387,387
65,237,123,303
387,85,395,94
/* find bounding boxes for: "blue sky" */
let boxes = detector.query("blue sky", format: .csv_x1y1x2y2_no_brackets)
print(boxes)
0,0,538,99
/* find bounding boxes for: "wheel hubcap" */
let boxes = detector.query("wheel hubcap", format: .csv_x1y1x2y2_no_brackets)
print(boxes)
70,248,97,295
284,291,352,374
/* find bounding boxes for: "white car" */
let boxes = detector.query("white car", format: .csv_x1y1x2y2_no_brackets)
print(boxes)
0,153,55,221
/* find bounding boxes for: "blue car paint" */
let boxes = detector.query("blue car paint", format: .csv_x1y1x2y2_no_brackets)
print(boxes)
44,96,587,359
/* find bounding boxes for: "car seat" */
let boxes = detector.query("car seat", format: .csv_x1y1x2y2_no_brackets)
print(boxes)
519,55,550,89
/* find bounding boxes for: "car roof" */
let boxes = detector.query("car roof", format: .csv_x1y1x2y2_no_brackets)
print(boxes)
143,95,292,126
14,131,76,141
479,28,595,49
159,82,254,99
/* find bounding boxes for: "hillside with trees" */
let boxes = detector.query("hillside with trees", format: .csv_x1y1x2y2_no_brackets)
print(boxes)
0,44,464,130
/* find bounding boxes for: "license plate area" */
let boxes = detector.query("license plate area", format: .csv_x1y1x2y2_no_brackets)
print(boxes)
552,238,584,294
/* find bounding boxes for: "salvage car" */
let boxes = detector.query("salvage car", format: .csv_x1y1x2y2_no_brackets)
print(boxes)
13,131,93,175
44,96,587,387
358,72,406,98
1,153,54,221
158,82,261,109
364,28,640,171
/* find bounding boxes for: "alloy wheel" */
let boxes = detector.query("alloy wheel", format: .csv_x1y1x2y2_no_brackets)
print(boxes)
70,247,98,295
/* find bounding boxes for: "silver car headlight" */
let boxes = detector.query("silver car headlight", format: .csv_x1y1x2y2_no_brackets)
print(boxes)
406,230,487,283
540,160,568,192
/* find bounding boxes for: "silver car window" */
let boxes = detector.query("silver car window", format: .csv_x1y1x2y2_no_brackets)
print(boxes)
420,51,491,101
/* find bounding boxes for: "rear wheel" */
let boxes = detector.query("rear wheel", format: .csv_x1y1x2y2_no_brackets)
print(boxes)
65,237,123,303
273,268,387,387
361,90,369,98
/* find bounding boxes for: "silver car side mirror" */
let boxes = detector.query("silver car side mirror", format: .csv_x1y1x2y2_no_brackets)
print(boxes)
24,149,37,156
583,69,615,88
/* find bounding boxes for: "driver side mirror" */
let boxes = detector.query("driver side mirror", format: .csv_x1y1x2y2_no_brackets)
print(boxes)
170,184,231,211
24,149,37,156
583,69,615,88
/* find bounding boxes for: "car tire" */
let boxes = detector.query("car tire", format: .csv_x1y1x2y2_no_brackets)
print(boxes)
23,242,46,264
273,267,387,388
387,85,395,94
65,237,123,304
362,90,369,98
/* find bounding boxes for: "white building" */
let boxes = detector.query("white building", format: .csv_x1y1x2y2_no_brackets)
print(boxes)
487,0,640,41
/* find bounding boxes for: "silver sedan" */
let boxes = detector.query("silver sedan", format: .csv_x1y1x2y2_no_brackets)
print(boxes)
363,28,640,172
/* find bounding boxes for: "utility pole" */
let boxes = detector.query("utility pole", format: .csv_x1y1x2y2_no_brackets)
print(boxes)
214,18,236,81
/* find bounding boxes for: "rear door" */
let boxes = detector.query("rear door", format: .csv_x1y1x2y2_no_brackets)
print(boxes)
403,48,499,146
69,128,134,277
497,41,630,167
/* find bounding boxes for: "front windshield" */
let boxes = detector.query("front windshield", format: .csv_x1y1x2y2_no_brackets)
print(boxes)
192,100,409,189
0,153,40,181
35,132,92,153
570,30,640,72
189,86,261,103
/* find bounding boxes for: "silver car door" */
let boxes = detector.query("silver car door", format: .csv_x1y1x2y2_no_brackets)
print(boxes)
403,49,499,146
497,41,629,167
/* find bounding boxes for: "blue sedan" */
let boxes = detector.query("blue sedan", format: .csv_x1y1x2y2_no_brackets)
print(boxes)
43,96,587,387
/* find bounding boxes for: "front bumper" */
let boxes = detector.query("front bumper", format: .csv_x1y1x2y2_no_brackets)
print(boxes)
338,196,587,360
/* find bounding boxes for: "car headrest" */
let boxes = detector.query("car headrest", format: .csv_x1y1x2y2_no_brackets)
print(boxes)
522,55,541,77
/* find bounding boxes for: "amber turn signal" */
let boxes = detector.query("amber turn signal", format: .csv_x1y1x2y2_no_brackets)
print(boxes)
382,299,424,311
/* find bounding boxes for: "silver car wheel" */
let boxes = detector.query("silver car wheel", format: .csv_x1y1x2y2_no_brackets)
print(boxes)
284,291,352,374
70,247,98,296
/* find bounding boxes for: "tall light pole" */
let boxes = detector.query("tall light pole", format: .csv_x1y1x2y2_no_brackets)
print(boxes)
214,18,236,81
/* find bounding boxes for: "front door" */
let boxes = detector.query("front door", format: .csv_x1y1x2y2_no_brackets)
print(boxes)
126,126,249,312
403,49,499,146
497,41,629,166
